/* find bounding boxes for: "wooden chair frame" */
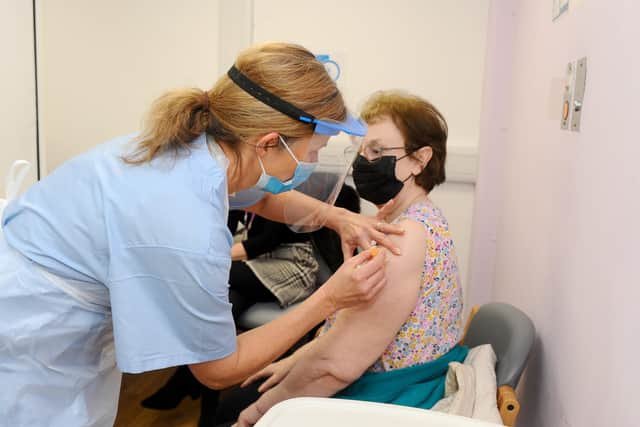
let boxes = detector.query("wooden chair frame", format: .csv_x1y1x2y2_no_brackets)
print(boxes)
461,306,520,427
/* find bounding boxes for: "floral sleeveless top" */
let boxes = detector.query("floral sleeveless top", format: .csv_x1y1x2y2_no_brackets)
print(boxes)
320,200,464,372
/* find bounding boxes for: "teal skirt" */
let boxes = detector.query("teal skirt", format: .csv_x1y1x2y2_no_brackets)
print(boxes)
335,345,469,410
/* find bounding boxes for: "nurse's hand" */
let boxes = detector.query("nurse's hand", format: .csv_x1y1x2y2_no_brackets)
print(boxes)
320,246,388,311
330,200,404,259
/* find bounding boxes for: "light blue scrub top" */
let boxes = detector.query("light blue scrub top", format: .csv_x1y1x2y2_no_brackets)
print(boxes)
2,133,262,373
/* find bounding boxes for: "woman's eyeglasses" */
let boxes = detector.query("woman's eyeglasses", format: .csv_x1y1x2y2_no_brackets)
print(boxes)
360,143,406,162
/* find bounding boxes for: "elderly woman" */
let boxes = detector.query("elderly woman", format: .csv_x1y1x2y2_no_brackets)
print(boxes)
233,91,467,426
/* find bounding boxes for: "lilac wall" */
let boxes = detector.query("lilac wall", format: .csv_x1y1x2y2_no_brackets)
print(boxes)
471,1,640,426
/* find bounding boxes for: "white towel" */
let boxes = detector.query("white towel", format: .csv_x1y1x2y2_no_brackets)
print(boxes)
433,344,504,425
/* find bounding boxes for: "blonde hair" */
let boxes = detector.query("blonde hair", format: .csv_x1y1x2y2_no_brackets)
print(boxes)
126,42,346,163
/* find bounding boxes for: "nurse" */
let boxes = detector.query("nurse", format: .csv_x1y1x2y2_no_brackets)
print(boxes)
0,42,399,427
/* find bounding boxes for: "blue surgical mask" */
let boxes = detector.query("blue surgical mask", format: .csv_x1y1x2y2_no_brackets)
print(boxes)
255,136,317,195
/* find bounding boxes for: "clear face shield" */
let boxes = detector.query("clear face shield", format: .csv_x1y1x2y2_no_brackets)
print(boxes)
227,60,367,233
282,115,365,232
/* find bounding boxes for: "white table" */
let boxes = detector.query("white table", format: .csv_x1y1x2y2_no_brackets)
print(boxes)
255,398,503,427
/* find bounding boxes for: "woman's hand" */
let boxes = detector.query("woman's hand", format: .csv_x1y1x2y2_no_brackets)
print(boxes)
234,387,285,427
241,356,296,393
234,400,265,427
320,247,388,312
330,200,404,259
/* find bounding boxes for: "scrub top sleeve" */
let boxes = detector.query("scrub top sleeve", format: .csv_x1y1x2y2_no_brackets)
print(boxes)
107,246,237,373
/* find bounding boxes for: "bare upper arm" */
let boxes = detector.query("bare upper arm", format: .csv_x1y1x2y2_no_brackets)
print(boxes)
306,219,428,382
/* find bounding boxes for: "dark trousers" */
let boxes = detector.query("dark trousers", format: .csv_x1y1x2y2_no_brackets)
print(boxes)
214,382,262,427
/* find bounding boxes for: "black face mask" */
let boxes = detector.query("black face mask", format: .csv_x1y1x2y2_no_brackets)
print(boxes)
352,154,412,205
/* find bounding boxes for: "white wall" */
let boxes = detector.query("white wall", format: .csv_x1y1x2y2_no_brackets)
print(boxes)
0,1,38,196
36,0,222,172
471,1,640,426
253,0,488,150
252,0,489,296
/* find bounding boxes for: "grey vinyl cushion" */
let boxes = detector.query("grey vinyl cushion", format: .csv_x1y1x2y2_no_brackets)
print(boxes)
463,302,536,388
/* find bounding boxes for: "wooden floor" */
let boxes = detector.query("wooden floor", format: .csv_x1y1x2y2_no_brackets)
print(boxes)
114,368,201,427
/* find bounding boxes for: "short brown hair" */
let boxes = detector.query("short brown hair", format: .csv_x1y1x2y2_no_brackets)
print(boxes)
360,91,448,193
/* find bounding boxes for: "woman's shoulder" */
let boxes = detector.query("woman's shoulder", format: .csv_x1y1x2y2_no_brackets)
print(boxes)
385,218,429,276
401,199,450,226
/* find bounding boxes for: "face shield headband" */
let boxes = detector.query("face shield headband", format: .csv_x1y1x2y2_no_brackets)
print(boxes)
226,65,366,137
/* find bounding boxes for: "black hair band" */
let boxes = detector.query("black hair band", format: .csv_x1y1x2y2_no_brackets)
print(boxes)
227,65,316,125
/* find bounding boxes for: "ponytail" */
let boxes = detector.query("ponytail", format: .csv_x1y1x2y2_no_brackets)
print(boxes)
124,88,214,164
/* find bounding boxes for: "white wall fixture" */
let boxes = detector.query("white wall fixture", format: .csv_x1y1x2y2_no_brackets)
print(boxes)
560,62,574,130
552,0,569,21
571,57,587,132
560,57,587,132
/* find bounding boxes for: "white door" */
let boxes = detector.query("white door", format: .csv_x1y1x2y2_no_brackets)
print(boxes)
0,0,39,196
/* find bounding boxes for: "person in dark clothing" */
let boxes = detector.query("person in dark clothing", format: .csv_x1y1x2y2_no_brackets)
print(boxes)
226,210,319,316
